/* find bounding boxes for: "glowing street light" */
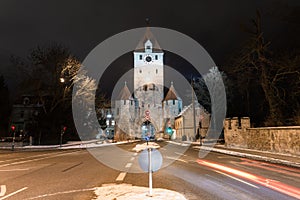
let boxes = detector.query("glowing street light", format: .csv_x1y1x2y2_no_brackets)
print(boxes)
60,77,65,83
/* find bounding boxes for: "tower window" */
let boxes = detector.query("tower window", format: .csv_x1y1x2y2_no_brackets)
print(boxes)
146,46,151,49
124,100,126,105
143,85,148,91
156,69,158,74
139,70,142,73
173,100,175,105
155,55,158,60
139,55,142,60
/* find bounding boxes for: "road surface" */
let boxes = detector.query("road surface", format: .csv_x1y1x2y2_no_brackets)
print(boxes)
0,141,299,199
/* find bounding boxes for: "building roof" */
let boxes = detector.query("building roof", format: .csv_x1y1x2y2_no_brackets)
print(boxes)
116,82,132,100
135,27,163,53
163,82,181,101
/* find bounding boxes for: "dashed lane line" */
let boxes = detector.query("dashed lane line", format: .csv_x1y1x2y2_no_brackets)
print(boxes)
116,172,127,181
125,163,132,168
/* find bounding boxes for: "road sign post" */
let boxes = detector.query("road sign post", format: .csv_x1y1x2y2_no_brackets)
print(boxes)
138,147,163,197
148,147,153,197
11,125,16,151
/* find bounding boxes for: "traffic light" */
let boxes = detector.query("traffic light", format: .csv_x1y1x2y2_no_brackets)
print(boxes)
61,126,67,135
11,125,16,132
166,127,173,135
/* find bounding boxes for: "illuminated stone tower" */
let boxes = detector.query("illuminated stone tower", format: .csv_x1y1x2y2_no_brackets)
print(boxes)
133,27,164,137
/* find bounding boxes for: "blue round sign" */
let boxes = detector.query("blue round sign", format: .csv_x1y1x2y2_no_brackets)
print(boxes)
138,148,163,172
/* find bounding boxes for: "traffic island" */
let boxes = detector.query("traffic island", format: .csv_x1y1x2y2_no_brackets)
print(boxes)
93,184,187,200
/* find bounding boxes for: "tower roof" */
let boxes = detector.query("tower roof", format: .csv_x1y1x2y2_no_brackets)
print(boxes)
164,82,181,101
116,82,132,100
135,27,163,53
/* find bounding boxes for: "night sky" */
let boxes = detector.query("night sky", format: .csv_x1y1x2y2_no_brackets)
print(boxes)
0,0,299,94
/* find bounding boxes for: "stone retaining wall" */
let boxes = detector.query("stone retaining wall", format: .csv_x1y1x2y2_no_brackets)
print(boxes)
224,117,300,155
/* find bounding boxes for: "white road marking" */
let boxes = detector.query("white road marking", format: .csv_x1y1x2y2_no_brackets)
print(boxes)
175,152,187,156
133,153,138,156
0,185,6,196
0,151,70,163
116,172,127,181
0,168,30,172
165,156,187,163
214,170,259,189
0,187,28,200
0,150,80,168
125,163,132,168
130,157,135,161
24,188,95,200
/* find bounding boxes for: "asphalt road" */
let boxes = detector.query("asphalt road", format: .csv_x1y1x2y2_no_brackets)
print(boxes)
0,141,299,200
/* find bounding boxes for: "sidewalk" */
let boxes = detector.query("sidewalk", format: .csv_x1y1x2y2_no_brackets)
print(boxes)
169,140,300,168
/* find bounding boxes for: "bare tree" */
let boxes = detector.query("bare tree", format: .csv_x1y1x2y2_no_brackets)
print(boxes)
229,11,300,126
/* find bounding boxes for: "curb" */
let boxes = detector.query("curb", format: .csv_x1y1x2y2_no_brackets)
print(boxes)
167,141,300,168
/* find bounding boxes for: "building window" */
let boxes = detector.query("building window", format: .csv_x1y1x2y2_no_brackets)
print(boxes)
146,46,150,49
143,85,147,91
117,108,119,115
155,55,158,60
139,70,142,73
139,55,142,60
124,100,126,105
173,100,175,105
156,69,158,74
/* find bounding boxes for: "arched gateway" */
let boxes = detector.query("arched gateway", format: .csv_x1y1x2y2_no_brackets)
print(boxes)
141,120,156,139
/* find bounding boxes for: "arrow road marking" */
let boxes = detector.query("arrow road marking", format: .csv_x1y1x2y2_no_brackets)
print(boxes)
0,185,6,196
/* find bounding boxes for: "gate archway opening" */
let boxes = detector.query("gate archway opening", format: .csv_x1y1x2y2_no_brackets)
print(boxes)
141,120,156,139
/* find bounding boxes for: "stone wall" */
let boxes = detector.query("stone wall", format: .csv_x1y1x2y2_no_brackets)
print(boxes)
224,117,300,155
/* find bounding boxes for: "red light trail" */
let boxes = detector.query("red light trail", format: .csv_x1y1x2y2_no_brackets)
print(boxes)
197,159,300,199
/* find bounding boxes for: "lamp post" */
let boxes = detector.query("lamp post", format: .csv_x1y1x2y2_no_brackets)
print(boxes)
60,77,67,100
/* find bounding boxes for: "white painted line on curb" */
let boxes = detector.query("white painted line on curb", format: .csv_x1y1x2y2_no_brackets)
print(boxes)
125,163,132,168
116,172,127,181
0,185,6,196
214,170,259,189
0,187,28,200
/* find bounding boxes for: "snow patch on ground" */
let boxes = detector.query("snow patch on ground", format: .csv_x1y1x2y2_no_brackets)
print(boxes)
132,142,160,152
93,184,187,200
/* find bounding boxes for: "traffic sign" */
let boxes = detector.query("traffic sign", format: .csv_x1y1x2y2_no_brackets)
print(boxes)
138,148,162,172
